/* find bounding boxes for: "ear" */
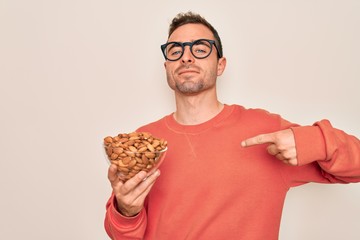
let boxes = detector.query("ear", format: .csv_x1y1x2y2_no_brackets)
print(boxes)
217,57,227,76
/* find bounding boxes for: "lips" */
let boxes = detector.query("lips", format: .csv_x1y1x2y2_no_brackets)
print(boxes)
177,67,199,75
179,70,198,75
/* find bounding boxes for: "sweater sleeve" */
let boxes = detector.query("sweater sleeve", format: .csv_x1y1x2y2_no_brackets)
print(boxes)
104,194,147,240
291,119,360,183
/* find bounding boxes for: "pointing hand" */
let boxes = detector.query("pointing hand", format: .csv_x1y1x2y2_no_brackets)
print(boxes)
241,129,298,166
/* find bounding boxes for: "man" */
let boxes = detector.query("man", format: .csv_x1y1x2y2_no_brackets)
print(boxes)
105,12,360,239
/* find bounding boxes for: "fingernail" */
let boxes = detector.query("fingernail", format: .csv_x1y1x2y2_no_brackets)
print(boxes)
241,141,246,147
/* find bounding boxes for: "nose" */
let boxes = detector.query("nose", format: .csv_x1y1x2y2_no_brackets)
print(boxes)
181,46,194,64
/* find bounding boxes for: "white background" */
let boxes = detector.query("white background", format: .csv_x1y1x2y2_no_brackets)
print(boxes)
1,0,359,239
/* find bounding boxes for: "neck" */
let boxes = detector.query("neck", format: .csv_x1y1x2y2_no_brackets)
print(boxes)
173,90,224,125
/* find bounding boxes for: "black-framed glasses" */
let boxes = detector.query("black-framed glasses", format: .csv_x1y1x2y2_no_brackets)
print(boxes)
161,39,222,61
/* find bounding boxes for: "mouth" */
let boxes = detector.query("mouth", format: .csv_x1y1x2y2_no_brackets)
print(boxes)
178,69,199,75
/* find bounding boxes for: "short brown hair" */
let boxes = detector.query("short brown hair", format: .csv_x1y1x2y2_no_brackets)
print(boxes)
168,11,223,58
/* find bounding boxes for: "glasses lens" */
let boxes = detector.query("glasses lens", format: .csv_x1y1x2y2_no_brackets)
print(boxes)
162,39,214,61
165,42,183,61
191,40,212,59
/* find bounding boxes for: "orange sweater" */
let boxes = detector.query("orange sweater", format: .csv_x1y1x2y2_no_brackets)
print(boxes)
105,104,360,240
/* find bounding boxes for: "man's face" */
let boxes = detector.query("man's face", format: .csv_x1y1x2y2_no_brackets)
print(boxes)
164,24,226,95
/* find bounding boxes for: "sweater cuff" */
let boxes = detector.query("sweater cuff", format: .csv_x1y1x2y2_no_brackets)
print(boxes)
291,125,327,166
109,195,145,228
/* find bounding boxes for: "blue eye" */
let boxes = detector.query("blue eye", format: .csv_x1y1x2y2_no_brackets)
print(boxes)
194,49,206,53
192,41,210,56
171,50,182,56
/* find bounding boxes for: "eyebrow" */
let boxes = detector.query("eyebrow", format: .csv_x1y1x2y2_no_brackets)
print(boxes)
166,43,181,52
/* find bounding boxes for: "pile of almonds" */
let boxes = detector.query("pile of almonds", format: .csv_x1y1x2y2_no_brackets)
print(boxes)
104,132,167,181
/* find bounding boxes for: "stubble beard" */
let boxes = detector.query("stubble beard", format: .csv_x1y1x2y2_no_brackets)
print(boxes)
175,79,205,94
166,71,206,94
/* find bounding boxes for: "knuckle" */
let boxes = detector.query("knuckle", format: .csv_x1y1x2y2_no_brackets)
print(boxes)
267,144,277,155
282,150,294,159
275,153,285,160
277,144,286,152
256,135,264,143
282,152,291,159
289,158,298,166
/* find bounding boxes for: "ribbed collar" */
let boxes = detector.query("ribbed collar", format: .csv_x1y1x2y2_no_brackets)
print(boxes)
164,104,235,134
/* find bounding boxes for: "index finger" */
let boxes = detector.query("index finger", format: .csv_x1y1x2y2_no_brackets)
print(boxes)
241,133,276,147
